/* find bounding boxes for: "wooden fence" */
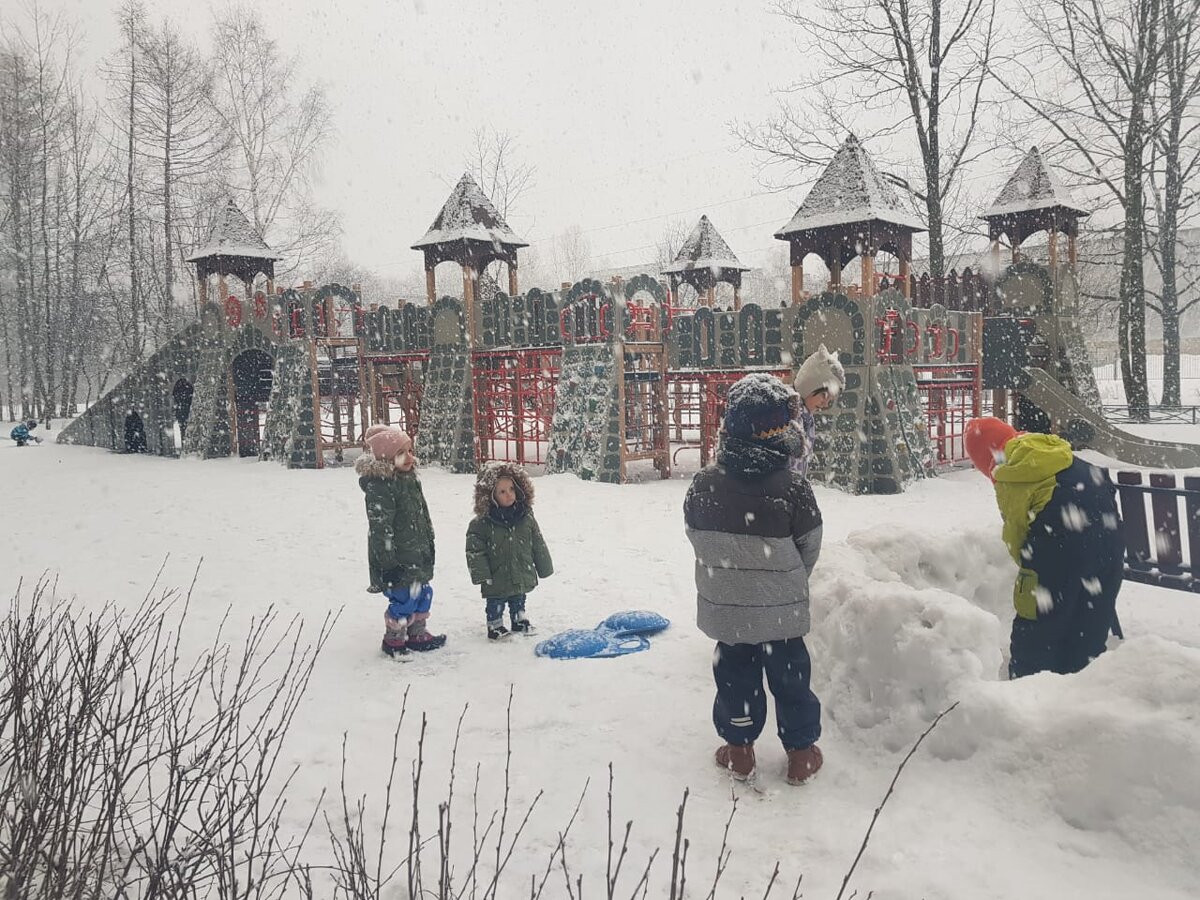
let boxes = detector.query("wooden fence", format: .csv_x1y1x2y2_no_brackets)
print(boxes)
1115,470,1200,592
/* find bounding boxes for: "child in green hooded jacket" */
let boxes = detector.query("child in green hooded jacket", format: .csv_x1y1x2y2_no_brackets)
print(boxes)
965,417,1123,678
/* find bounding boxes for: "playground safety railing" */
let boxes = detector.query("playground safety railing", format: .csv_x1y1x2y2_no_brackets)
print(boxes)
1115,470,1200,593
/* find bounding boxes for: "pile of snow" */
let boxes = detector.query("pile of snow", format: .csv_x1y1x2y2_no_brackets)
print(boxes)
809,526,1012,751
931,636,1200,870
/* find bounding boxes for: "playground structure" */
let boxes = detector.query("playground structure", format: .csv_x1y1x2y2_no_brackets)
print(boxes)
60,138,1200,490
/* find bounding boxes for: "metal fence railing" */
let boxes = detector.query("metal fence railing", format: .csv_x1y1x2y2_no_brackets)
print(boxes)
1102,405,1200,425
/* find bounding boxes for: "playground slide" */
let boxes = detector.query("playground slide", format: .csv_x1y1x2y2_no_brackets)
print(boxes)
1020,366,1200,469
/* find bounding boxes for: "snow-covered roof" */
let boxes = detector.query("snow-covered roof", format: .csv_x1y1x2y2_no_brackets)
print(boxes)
411,173,529,250
661,215,750,274
774,135,925,237
982,147,1090,219
185,199,282,262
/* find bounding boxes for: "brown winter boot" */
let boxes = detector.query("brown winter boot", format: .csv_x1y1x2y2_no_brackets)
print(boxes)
786,745,823,785
714,743,756,780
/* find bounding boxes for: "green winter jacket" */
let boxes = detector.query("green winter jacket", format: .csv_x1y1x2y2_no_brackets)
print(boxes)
356,456,435,590
465,462,553,598
465,510,553,598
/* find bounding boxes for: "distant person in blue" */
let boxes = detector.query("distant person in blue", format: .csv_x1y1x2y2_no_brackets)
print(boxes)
10,420,40,447
965,416,1124,679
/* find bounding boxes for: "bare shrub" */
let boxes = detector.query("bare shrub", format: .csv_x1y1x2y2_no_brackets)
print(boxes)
0,575,333,899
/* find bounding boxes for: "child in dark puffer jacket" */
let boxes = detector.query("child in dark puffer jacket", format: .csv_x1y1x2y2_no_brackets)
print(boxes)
465,462,553,640
356,424,445,658
684,373,825,786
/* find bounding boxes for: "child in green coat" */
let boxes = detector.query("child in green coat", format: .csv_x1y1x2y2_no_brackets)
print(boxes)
357,424,445,658
465,462,553,640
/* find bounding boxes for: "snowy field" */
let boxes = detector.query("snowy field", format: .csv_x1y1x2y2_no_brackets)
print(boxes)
3,436,1200,899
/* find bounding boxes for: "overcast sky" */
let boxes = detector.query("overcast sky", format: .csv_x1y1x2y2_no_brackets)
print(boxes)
31,0,1023,284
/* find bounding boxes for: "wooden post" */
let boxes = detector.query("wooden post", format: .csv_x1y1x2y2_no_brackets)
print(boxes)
1068,229,1078,270
463,264,477,346
862,253,875,299
218,273,228,302
508,260,519,296
309,338,324,469
1048,230,1059,273
830,245,842,292
1011,224,1021,263
791,262,804,306
425,266,436,304
227,368,238,458
198,275,208,307
706,285,716,308
733,283,742,310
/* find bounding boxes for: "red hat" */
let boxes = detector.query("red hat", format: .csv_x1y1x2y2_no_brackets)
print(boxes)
964,417,1018,480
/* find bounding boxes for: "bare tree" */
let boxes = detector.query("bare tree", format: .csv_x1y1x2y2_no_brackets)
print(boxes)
654,218,691,273
998,0,1163,415
464,127,535,223
737,0,1001,281
137,17,226,336
548,225,591,284
210,5,338,281
17,3,76,422
0,47,38,419
1147,0,1200,405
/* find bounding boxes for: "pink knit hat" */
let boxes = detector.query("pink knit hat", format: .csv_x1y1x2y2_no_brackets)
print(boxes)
364,425,412,460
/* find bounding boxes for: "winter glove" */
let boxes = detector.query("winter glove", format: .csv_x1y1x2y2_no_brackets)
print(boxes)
381,568,407,590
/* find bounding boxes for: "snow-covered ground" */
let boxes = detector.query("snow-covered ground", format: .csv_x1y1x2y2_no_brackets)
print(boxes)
2,436,1199,899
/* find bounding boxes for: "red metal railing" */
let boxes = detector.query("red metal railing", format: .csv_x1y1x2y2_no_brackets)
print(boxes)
472,347,562,466
913,364,983,465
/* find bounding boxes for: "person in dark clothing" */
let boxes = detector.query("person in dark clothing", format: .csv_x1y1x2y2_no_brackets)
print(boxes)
965,416,1124,679
10,420,40,446
684,373,825,785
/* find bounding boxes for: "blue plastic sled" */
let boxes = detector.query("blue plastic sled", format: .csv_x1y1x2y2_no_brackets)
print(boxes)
534,609,670,660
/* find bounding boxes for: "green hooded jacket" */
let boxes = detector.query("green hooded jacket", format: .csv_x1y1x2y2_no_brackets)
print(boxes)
465,463,553,599
356,456,435,590
991,433,1074,618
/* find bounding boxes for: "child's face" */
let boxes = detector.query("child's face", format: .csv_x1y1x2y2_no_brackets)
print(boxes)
494,477,517,508
805,389,833,412
394,449,415,472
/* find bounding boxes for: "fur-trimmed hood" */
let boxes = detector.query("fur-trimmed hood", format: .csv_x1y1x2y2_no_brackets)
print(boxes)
473,462,535,517
355,454,397,481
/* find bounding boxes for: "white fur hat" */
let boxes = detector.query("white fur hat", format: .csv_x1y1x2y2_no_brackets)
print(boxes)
793,344,846,399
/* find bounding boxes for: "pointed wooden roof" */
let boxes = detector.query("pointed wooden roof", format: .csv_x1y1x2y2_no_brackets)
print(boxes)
186,199,282,262
411,172,528,250
982,147,1090,219
661,215,749,275
774,135,924,237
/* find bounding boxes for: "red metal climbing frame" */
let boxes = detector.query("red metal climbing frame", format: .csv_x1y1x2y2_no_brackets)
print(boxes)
667,369,792,468
913,363,983,465
472,347,562,466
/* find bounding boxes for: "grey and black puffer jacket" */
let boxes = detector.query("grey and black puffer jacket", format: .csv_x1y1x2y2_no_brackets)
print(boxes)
683,435,823,645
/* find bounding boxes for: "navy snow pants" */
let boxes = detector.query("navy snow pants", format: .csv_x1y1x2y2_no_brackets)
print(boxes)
712,636,822,751
1009,564,1122,679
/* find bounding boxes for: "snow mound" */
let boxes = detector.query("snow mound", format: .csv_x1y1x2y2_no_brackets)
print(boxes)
807,526,1014,751
929,636,1200,866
